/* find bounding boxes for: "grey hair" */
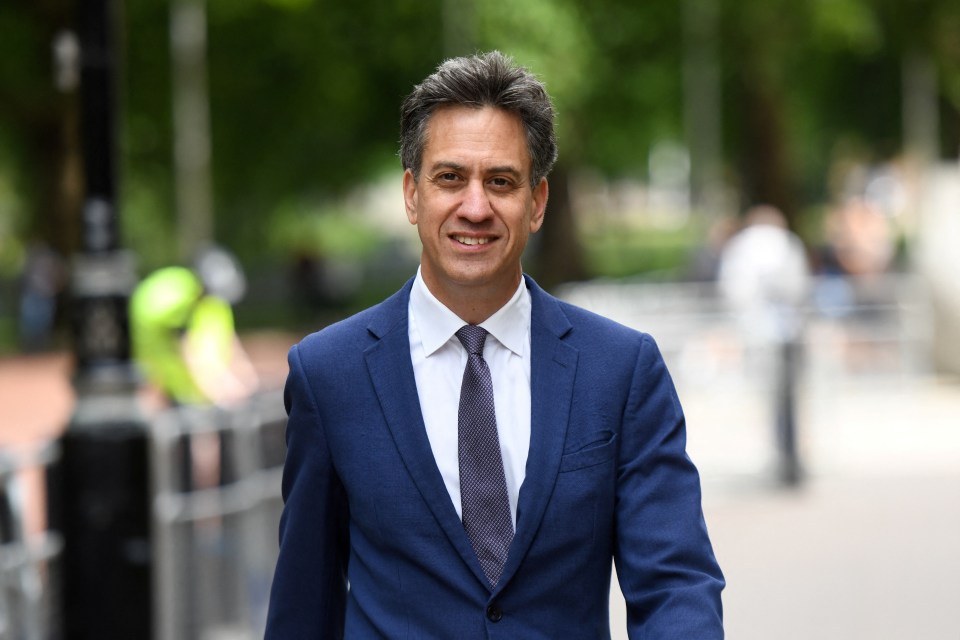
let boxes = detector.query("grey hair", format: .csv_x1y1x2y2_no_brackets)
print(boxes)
399,51,558,186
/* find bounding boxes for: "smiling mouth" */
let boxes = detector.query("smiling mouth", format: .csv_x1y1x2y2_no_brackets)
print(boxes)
453,235,490,246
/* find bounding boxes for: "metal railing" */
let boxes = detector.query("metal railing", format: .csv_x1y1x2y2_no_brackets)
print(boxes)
558,272,936,485
151,390,286,640
0,443,63,640
556,273,934,382
0,388,287,640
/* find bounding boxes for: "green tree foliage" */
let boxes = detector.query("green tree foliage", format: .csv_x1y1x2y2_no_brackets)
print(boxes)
2,0,959,278
0,1,79,262
119,0,447,267
720,0,960,219
566,0,687,175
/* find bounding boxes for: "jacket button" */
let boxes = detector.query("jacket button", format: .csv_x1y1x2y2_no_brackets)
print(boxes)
486,604,502,622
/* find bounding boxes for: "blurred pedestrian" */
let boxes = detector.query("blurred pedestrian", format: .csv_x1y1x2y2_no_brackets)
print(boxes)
17,240,66,352
718,205,811,485
813,196,895,310
130,246,259,494
822,197,895,277
718,205,810,344
266,51,723,639
129,245,258,408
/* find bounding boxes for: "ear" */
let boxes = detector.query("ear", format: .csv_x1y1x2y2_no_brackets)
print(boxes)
529,177,548,233
403,169,418,225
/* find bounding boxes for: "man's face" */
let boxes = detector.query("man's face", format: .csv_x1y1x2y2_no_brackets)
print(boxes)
403,105,548,310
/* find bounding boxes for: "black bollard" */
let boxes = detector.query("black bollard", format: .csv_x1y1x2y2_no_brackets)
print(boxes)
47,416,151,638
46,0,152,637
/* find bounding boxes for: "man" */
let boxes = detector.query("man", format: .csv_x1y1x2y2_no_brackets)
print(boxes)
718,205,810,347
130,245,258,408
130,247,259,492
718,205,810,486
266,51,724,639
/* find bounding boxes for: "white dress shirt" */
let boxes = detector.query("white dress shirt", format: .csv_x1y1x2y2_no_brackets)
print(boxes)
408,269,531,527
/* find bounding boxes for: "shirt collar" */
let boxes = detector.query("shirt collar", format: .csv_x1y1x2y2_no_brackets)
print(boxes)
410,267,530,358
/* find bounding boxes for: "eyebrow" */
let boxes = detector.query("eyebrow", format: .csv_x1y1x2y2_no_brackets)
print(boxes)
428,161,524,179
487,165,523,179
428,161,467,174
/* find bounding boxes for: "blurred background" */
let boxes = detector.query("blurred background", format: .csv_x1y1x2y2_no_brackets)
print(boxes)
0,0,958,638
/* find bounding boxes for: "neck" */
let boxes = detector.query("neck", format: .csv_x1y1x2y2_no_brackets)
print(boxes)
421,271,522,325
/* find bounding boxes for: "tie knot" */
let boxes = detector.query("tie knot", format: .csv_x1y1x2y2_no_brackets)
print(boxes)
456,325,488,356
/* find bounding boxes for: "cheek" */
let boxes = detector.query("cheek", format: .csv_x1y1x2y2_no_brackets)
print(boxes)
418,210,442,234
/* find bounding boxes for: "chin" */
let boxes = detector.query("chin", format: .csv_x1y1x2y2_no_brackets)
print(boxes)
455,265,519,289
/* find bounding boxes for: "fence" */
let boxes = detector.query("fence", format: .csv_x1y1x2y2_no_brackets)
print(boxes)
0,443,62,640
557,272,935,484
151,390,286,640
0,388,287,640
556,272,934,385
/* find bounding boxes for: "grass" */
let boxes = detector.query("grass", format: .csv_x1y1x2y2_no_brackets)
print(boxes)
580,220,702,280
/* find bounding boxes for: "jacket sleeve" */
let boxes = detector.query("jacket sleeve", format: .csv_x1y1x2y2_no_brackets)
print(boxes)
265,344,349,639
615,334,725,639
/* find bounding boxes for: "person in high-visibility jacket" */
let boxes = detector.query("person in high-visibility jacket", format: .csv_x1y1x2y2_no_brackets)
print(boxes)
130,246,259,407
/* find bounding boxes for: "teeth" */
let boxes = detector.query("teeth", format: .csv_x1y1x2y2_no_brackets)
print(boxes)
455,236,489,246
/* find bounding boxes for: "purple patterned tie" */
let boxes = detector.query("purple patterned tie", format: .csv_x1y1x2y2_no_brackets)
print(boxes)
456,325,514,587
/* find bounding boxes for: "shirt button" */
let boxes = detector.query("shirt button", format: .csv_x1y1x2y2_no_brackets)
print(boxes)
486,604,502,622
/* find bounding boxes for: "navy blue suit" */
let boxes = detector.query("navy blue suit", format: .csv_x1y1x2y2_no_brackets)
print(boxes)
266,276,724,638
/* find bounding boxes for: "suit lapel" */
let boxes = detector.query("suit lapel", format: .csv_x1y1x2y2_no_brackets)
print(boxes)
363,283,489,587
497,277,577,591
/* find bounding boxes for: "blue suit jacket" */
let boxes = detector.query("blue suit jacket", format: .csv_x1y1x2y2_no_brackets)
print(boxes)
266,276,724,639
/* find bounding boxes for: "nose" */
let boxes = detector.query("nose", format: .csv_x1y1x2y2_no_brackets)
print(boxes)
458,179,493,222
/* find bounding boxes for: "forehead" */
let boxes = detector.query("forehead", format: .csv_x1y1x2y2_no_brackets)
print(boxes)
422,106,530,172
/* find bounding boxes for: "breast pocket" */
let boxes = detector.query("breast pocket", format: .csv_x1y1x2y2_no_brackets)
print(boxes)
558,430,618,472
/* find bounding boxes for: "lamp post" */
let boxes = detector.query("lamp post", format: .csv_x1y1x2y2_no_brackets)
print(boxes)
46,0,152,637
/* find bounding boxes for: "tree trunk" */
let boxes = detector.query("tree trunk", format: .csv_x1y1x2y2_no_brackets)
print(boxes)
1,2,84,256
737,76,796,225
527,163,587,291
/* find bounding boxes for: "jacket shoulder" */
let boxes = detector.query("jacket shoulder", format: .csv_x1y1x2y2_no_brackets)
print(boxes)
558,298,639,334
527,274,647,343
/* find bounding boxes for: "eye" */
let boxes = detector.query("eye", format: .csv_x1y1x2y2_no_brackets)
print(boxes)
489,176,513,189
437,172,460,183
